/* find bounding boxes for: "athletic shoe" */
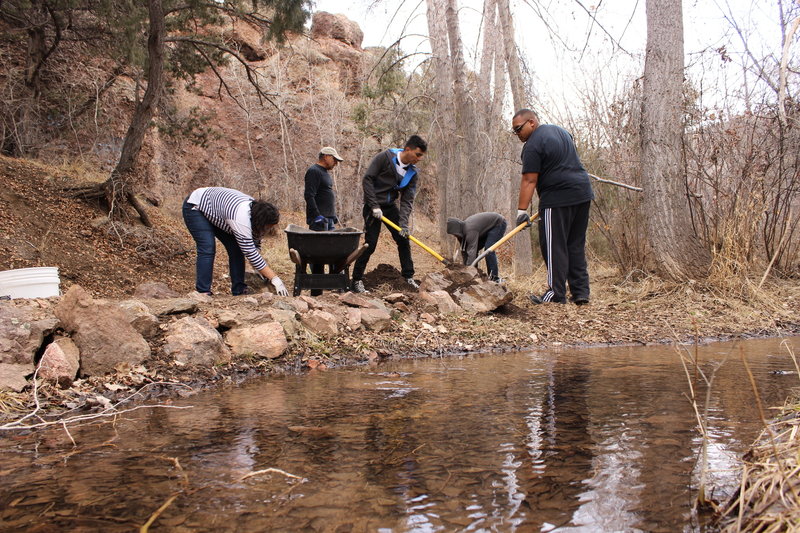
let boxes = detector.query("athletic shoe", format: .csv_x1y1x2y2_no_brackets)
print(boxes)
530,293,566,304
573,298,590,306
351,280,369,293
405,278,420,290
530,294,544,305
490,277,506,284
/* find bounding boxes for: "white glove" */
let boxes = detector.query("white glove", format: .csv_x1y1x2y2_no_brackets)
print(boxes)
516,209,531,227
371,207,383,219
271,276,289,296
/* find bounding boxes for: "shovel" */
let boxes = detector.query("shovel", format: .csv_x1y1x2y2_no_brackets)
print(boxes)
469,213,540,267
380,216,450,265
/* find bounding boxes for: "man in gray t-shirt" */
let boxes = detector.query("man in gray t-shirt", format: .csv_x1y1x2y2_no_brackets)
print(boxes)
446,212,507,281
511,108,594,305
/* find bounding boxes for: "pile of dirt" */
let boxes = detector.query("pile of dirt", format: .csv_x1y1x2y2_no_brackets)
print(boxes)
362,263,411,292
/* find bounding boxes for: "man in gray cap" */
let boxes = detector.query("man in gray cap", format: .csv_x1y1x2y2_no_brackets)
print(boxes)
447,212,508,282
304,146,343,231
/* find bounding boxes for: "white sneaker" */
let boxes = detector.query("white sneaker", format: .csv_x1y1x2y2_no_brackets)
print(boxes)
405,278,420,289
352,280,369,293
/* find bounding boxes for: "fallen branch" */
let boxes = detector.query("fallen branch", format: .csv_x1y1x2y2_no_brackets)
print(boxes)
589,173,643,192
0,381,194,432
239,467,304,481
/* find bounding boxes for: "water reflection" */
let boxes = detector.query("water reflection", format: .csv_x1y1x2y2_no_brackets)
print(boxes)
0,338,798,532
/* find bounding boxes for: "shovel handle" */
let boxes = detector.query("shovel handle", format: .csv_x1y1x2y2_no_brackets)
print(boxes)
469,213,540,267
380,216,448,264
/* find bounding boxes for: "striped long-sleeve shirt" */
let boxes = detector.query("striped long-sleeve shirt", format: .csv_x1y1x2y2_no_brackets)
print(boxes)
190,187,267,271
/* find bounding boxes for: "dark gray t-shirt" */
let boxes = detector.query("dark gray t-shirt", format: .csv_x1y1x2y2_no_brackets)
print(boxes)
521,124,594,209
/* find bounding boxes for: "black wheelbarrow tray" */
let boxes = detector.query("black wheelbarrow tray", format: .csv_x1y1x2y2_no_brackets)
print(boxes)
284,224,368,296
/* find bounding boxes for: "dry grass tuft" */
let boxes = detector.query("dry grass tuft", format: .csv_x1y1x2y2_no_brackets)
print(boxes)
714,396,800,532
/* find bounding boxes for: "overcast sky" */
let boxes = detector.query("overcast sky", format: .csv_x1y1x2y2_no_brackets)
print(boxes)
310,0,786,120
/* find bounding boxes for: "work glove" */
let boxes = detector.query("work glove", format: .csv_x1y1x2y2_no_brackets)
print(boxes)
271,276,289,296
371,207,383,220
399,227,410,239
516,209,531,228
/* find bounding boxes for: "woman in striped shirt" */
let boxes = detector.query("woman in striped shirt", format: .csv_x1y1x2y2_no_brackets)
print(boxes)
182,187,288,296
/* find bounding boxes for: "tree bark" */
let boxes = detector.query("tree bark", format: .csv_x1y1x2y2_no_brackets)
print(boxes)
497,0,533,276
641,0,710,279
72,0,165,226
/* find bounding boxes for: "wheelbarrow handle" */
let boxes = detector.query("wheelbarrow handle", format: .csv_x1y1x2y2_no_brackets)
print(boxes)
380,216,449,265
469,213,540,267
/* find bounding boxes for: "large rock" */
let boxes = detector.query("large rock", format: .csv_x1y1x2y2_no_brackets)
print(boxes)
267,309,302,338
339,292,390,313
38,336,80,387
142,298,198,317
225,322,288,359
0,305,56,365
419,291,462,314
117,299,160,338
419,272,451,293
162,316,231,366
0,363,31,392
300,309,339,336
133,281,180,299
453,281,513,313
360,308,393,332
55,285,150,376
311,12,363,48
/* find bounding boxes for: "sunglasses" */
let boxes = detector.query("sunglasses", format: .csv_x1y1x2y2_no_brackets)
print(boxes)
512,120,529,134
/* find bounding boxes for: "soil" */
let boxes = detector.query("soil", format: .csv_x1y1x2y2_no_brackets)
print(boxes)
1,153,800,420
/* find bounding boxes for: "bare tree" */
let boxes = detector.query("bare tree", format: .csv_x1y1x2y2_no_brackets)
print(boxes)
640,0,711,280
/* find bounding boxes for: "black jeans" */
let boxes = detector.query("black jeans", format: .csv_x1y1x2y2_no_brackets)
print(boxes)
477,219,507,280
351,203,414,281
538,201,591,303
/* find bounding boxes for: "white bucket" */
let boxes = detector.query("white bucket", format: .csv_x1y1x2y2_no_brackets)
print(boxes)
0,267,61,299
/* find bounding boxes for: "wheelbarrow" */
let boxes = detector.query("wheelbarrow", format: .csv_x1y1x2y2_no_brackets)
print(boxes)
284,224,368,297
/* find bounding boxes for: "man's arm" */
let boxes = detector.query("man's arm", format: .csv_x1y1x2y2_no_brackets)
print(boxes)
303,167,321,217
463,230,481,265
362,153,384,209
518,172,539,210
398,174,418,228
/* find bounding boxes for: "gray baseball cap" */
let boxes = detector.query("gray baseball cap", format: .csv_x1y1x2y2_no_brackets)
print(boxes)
320,146,343,161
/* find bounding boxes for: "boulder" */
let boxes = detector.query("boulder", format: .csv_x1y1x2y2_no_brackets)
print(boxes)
340,292,390,313
133,281,180,299
162,316,231,366
345,307,362,330
419,272,451,293
267,309,302,338
446,265,481,287
0,363,31,392
419,290,462,314
300,310,339,336
384,293,406,304
117,299,160,338
55,285,150,376
311,12,364,48
187,291,213,303
225,322,288,359
453,280,513,313
360,308,393,332
0,305,57,365
142,298,198,317
38,336,80,387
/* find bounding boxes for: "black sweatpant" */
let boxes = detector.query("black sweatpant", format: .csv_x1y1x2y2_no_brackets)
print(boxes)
351,203,414,281
538,201,591,303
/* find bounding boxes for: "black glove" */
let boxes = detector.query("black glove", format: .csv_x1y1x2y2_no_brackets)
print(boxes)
516,209,531,228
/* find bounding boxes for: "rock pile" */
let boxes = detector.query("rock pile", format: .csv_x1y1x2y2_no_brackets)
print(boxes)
0,267,512,392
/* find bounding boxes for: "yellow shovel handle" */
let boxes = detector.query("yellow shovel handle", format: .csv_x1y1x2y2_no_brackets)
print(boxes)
380,216,447,264
469,213,540,267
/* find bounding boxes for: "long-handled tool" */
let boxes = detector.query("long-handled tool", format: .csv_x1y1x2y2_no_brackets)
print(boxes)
469,213,540,267
380,216,450,265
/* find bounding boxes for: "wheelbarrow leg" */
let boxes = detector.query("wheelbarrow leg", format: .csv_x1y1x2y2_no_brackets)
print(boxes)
293,263,302,297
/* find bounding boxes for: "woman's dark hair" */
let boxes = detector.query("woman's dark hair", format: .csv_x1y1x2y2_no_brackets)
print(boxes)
404,135,428,152
250,201,280,239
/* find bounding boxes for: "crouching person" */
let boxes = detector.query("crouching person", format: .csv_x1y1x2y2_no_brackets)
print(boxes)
446,212,507,282
182,186,288,296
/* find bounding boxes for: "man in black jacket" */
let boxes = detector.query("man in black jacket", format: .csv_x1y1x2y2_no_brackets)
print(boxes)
351,135,427,293
304,146,343,231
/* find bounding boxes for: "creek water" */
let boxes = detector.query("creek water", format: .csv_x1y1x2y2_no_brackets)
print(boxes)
1,337,798,532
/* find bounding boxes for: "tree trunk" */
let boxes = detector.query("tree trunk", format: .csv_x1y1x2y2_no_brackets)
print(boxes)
71,0,164,227
497,0,533,276
426,0,455,248
641,0,710,279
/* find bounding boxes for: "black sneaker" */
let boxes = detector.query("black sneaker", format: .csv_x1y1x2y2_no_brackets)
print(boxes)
530,294,544,305
573,298,590,306
352,280,368,293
